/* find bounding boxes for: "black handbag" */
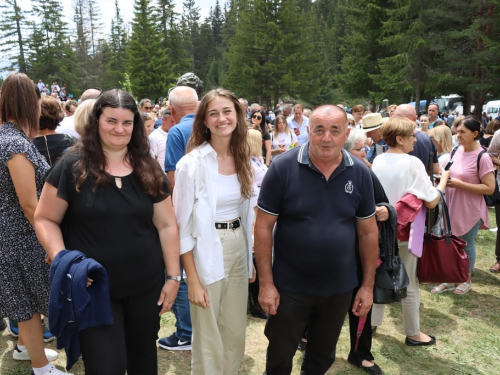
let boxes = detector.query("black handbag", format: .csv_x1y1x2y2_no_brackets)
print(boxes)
373,203,410,304
373,252,409,304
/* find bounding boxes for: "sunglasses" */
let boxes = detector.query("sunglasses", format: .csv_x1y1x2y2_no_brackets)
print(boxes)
252,115,262,120
144,106,153,110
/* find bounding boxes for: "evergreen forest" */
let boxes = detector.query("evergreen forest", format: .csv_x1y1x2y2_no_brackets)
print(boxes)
1,0,500,114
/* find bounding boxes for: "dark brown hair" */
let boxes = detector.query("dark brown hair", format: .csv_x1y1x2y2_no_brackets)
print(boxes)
187,88,253,199
0,72,40,137
456,116,482,141
40,96,65,130
75,89,166,196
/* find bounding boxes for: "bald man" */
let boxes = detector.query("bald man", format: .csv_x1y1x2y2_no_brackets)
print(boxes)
395,104,439,175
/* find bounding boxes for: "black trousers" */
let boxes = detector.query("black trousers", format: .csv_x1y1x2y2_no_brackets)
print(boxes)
79,278,163,375
495,204,500,262
249,255,263,312
347,286,374,363
264,289,353,375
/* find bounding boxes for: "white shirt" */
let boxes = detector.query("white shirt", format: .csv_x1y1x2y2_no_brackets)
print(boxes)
270,131,298,160
215,173,243,221
56,116,80,139
174,143,255,286
372,153,438,206
287,116,309,146
148,128,168,170
250,156,267,207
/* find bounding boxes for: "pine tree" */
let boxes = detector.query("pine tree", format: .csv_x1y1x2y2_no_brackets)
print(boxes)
0,0,29,73
224,0,322,107
181,0,201,74
102,0,128,90
28,0,80,93
127,0,176,99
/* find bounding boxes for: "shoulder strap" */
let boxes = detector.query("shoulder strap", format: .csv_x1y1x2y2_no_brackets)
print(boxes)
477,150,486,172
427,134,434,180
450,146,459,160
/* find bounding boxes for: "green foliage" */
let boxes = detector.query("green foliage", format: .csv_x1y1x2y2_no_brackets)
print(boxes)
126,0,176,100
0,0,29,73
224,0,322,107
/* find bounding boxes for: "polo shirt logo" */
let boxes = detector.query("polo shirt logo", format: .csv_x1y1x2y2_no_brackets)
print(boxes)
345,181,353,194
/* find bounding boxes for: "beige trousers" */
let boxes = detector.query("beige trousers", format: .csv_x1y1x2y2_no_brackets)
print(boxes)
371,242,421,336
190,226,249,375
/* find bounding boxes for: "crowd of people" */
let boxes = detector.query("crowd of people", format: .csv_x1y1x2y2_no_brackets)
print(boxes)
0,71,499,375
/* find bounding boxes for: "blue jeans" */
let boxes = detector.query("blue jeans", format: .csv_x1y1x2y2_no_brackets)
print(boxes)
171,262,192,342
460,219,482,273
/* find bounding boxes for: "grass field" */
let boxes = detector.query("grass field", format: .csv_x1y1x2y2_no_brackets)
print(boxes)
1,210,499,375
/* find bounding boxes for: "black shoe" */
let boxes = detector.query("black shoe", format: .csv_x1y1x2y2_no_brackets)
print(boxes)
0,319,6,331
405,334,436,347
250,309,268,320
297,339,307,351
348,356,383,375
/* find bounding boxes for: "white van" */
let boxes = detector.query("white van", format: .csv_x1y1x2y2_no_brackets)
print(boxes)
485,100,500,117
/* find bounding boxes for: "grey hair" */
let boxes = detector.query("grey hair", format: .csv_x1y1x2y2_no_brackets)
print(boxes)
344,127,367,152
139,98,151,107
250,103,260,111
238,98,248,106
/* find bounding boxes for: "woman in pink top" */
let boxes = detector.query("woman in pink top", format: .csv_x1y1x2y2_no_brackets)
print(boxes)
432,116,495,295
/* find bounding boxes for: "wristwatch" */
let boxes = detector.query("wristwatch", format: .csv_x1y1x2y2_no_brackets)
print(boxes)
166,275,182,282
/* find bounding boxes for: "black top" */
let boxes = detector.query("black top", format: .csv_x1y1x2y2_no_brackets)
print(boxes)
33,134,76,167
480,135,493,149
261,129,271,161
45,153,170,299
409,131,439,172
257,143,375,296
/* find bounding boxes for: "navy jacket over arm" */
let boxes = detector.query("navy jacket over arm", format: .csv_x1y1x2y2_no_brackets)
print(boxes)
49,250,113,370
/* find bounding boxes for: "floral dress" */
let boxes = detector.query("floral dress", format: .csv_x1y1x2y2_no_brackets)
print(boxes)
0,122,51,321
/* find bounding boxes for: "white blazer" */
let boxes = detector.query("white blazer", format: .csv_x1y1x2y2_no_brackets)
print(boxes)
174,142,254,286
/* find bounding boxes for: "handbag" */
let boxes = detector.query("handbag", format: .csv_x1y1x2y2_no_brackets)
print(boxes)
417,190,469,283
373,204,410,304
373,253,409,304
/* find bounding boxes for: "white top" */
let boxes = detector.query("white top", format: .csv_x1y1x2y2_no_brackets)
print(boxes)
148,128,168,171
56,116,80,139
250,156,267,207
438,153,451,169
215,173,243,221
372,153,438,206
174,143,256,286
270,132,298,160
287,116,309,146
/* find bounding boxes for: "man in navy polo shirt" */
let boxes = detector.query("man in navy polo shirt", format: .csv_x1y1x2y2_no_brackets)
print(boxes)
255,105,379,375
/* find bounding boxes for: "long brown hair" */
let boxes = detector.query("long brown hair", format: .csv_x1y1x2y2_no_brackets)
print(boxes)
0,72,40,137
74,89,166,196
187,88,253,199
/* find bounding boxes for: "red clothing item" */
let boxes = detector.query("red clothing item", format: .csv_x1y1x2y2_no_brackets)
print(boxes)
394,193,424,241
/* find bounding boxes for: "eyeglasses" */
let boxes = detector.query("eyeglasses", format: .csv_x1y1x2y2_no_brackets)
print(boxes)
252,115,262,120
143,106,153,110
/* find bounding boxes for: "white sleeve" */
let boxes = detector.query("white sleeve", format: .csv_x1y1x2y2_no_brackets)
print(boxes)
173,158,196,255
407,158,438,202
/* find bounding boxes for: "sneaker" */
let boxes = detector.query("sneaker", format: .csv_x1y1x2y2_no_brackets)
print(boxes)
158,333,192,351
8,319,19,337
31,365,73,375
13,345,59,361
42,319,55,343
0,318,6,331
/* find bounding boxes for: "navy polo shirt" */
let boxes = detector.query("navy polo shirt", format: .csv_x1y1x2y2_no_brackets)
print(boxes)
258,143,375,297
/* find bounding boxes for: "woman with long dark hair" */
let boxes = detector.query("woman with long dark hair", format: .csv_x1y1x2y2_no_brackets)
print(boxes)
34,89,180,374
0,72,61,375
251,109,272,166
175,88,256,374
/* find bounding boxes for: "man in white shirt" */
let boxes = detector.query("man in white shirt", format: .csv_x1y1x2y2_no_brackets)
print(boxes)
149,108,175,170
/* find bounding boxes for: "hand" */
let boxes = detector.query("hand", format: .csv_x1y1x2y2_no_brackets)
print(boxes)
249,264,257,283
258,284,280,315
86,278,93,288
187,280,210,308
45,249,62,266
365,137,373,147
352,286,373,317
440,167,451,181
375,206,389,222
157,280,180,315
